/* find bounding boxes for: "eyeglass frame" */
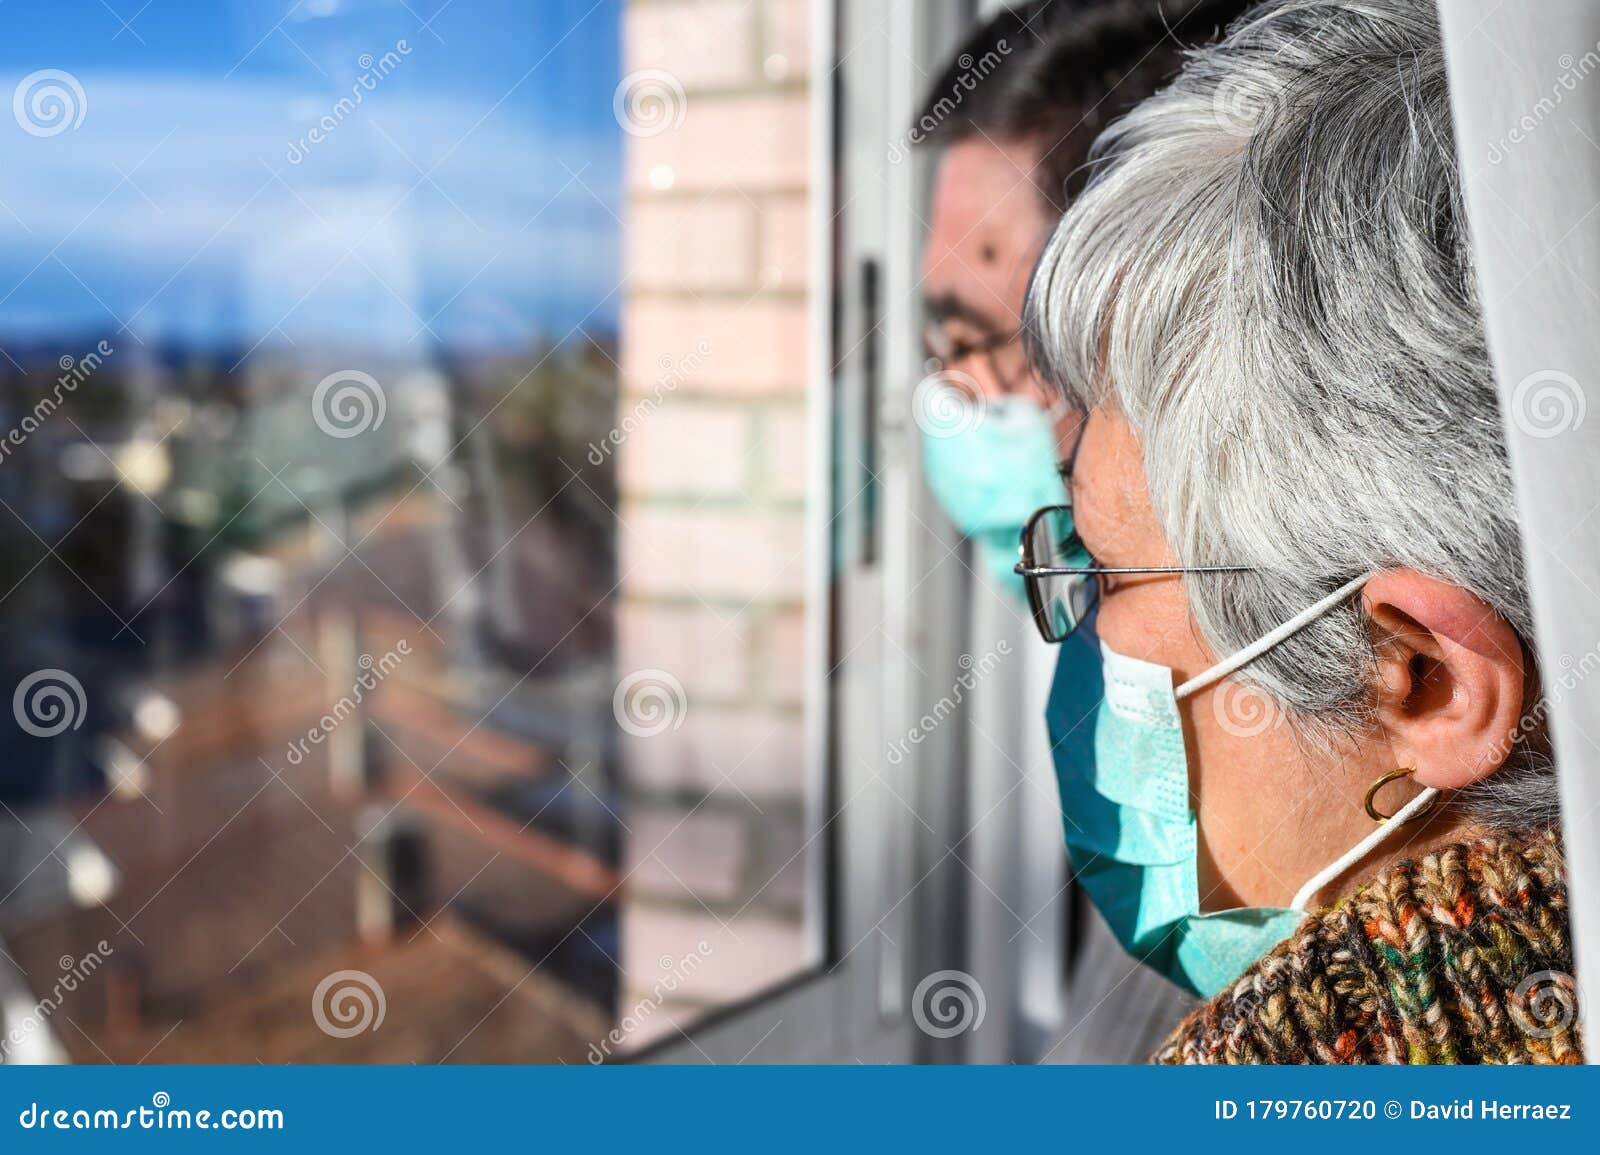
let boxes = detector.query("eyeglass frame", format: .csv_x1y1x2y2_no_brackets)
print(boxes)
921,320,1033,396
1013,503,1255,644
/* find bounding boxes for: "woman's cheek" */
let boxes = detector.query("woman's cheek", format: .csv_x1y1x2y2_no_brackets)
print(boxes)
1094,581,1196,669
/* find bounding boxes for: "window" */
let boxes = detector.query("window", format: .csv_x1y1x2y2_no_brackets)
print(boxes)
0,0,820,1063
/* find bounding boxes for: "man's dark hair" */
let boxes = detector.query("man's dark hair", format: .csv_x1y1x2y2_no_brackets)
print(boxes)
913,0,1254,211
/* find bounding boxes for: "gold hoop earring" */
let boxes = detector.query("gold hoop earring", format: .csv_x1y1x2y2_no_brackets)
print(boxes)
1363,766,1436,824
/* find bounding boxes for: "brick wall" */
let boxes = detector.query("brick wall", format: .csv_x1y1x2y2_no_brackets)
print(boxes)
613,0,813,1045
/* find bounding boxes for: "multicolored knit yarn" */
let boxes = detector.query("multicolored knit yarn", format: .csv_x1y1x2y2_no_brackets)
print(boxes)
1154,830,1583,1064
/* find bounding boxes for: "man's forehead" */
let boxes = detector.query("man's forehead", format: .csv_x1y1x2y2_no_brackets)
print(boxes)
933,136,1043,219
924,136,1052,318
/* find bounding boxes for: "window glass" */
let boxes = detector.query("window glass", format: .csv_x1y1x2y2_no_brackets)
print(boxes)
0,0,817,1063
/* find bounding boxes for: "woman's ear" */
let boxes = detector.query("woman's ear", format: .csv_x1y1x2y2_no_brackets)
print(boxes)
1362,570,1526,790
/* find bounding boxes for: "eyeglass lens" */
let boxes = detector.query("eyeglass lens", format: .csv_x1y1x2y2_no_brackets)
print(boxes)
1025,506,1098,643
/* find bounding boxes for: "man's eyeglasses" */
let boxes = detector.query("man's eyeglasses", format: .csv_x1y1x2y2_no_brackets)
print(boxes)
921,320,1031,395
1014,503,1254,643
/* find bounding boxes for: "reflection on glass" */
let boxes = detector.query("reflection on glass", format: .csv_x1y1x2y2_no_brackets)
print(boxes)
0,0,816,1063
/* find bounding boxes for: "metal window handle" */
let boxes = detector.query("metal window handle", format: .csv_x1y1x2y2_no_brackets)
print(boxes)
859,257,881,566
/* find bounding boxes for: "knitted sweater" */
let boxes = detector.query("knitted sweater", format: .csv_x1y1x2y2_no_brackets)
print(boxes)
1153,830,1582,1064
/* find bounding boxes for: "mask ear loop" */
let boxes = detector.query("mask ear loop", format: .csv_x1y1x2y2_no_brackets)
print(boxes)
1288,786,1440,911
1166,573,1440,912
1174,574,1370,701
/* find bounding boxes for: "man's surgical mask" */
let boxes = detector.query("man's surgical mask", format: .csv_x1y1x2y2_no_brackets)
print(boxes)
920,394,1064,595
1047,576,1439,998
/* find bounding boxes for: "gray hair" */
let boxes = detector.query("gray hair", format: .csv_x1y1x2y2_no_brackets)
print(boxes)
1025,0,1556,830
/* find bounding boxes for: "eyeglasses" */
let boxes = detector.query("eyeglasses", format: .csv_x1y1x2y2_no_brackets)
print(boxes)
1014,503,1254,643
921,321,1031,395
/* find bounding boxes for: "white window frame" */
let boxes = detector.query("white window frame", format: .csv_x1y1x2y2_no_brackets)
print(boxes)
649,0,977,1064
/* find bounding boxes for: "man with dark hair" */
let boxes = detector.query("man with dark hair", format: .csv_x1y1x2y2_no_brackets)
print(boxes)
911,0,1252,1063
920,1,1250,207
917,0,1248,462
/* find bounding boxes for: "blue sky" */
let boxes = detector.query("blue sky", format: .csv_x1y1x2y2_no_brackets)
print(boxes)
0,0,624,351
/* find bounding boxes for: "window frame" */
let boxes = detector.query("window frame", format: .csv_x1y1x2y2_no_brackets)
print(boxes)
646,0,976,1065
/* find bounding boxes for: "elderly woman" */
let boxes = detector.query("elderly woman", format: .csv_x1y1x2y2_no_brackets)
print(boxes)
1022,0,1579,1063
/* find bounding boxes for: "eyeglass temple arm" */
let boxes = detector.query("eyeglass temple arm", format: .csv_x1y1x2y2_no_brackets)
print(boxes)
1012,564,1255,576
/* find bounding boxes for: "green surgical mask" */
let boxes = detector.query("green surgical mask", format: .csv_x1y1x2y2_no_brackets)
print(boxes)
1047,577,1439,998
920,396,1064,597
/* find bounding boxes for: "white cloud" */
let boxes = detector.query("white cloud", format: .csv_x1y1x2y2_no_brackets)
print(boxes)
0,71,621,345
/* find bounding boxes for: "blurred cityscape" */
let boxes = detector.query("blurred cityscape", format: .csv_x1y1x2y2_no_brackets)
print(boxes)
0,0,815,1064
0,334,631,1062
